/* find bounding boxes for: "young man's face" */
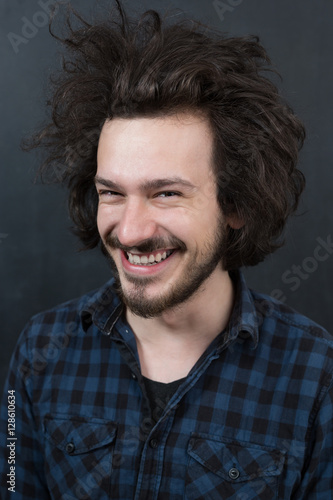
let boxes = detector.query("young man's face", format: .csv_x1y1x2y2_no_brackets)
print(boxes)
96,113,228,317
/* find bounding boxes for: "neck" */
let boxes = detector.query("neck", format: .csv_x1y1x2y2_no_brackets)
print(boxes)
126,267,235,382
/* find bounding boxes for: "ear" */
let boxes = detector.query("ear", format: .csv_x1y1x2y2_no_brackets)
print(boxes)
226,214,244,230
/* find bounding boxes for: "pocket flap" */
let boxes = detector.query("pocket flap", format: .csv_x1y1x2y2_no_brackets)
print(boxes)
188,435,285,482
43,414,117,455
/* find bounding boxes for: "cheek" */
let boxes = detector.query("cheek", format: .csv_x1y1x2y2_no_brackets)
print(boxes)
96,205,116,239
163,207,216,243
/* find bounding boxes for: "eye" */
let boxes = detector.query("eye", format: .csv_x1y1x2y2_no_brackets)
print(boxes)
98,189,122,198
156,191,180,198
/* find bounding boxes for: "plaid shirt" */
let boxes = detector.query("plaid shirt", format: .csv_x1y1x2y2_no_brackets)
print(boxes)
1,271,332,499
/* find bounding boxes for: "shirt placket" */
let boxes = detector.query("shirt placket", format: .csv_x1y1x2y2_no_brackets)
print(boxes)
105,312,237,499
133,347,225,499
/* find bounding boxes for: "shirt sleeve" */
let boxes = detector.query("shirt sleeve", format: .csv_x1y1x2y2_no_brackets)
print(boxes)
0,325,51,499
292,381,333,499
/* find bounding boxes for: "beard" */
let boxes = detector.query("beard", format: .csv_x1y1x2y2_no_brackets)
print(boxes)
101,219,227,318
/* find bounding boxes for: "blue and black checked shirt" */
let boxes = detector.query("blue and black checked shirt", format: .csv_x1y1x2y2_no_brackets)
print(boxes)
1,271,333,499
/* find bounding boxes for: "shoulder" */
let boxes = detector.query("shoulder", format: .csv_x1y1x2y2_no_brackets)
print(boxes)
250,289,333,376
251,288,332,341
17,278,118,346
10,279,120,383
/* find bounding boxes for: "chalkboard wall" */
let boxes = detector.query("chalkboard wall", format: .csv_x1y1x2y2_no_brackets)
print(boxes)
1,0,332,393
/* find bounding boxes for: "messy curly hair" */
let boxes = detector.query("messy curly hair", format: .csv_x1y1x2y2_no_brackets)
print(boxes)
27,0,305,270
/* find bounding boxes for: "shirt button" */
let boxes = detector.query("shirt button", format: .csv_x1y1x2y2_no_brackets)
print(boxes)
131,373,137,380
65,442,75,454
229,467,240,480
149,438,158,449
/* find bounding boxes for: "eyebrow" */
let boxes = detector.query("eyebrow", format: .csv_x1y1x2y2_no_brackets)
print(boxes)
94,175,197,192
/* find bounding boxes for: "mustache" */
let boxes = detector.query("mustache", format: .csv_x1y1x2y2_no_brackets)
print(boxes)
105,234,186,253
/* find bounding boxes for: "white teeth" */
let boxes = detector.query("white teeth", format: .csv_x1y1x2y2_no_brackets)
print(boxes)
126,250,173,266
133,255,140,264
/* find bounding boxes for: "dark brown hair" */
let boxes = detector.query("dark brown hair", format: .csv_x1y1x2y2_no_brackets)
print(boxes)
27,1,305,269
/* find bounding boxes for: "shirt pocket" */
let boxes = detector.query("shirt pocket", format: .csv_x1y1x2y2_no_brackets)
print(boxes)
43,414,117,499
185,434,285,500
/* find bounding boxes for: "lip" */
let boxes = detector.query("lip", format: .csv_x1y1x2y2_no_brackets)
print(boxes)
120,249,178,276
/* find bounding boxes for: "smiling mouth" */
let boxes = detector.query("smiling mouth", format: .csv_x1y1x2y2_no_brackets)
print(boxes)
125,249,175,266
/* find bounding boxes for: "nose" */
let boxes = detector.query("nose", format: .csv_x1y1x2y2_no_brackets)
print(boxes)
116,197,158,248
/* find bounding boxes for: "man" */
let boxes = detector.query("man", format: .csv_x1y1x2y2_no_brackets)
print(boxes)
1,1,332,498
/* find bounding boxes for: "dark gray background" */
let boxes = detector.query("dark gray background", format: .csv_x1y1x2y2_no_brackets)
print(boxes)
1,0,332,393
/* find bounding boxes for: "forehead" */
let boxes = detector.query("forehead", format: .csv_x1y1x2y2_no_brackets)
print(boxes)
97,113,214,184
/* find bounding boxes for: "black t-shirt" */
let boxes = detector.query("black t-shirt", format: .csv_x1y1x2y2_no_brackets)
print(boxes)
143,376,186,423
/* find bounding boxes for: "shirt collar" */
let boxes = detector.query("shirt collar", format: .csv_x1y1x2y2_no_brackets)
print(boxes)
80,270,259,348
224,270,259,349
80,278,122,334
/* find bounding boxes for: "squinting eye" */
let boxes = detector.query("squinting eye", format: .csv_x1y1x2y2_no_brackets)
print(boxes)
98,190,122,197
157,191,180,198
